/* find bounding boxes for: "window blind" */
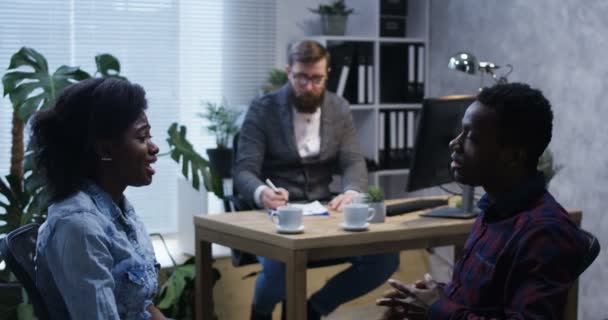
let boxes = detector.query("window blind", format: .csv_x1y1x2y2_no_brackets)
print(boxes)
0,0,277,233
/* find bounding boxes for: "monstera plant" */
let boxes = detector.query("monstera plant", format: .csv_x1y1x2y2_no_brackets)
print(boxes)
165,123,224,199
0,47,124,284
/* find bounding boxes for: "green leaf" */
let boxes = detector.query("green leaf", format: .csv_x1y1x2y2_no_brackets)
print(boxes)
7,82,43,107
17,94,45,121
366,185,385,202
156,264,196,309
2,47,92,122
165,123,224,198
95,53,124,78
7,47,49,72
2,72,36,96
198,100,242,148
309,0,354,15
0,176,16,203
0,175,32,240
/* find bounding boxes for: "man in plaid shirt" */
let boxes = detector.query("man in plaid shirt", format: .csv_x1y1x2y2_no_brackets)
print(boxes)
377,83,594,319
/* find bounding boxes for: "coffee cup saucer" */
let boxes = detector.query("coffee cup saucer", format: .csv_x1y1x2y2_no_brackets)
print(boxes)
340,222,369,231
276,225,305,234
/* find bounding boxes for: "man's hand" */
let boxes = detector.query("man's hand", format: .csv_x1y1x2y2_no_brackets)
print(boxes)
376,274,442,320
260,187,289,209
328,192,355,211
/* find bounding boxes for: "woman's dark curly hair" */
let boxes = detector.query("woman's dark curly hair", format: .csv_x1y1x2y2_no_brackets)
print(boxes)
30,77,148,202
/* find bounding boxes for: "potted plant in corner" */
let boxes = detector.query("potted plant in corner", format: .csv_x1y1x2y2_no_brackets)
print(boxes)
198,100,242,179
309,0,355,36
365,185,386,223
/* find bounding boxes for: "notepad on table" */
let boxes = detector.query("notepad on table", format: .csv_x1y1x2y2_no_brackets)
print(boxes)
267,201,329,216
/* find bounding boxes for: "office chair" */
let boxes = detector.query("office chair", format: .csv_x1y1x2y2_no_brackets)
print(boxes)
0,223,49,320
579,229,600,275
225,132,260,267
562,228,601,319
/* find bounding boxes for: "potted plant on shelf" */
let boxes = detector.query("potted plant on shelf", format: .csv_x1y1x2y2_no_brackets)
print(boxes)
309,0,355,36
365,185,386,223
198,100,242,179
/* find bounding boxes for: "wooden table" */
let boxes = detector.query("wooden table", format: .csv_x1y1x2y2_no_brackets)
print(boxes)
194,198,582,320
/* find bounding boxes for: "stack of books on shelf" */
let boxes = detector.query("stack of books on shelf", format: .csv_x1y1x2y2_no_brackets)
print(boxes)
326,41,374,105
378,108,419,169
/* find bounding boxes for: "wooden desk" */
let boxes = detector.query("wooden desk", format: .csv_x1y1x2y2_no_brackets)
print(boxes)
194,198,582,320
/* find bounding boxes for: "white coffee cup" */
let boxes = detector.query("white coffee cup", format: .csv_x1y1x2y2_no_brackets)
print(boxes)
343,204,375,228
271,206,303,230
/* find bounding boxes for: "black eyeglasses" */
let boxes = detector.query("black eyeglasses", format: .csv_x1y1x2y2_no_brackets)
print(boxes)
292,73,327,86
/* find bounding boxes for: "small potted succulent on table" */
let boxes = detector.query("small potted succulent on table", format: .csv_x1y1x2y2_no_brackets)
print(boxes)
365,185,386,223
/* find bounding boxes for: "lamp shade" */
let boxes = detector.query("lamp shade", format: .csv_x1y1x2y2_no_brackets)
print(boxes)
448,52,478,75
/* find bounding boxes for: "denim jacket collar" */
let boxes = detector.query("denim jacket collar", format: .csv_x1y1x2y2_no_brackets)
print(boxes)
82,180,135,222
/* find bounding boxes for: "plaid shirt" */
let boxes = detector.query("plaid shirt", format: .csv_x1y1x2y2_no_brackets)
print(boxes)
429,173,589,319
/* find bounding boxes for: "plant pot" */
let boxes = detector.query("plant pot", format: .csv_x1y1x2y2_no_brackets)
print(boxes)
206,148,233,179
320,14,348,36
369,202,386,223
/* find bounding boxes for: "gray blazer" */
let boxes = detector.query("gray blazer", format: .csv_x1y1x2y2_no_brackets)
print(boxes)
234,85,367,208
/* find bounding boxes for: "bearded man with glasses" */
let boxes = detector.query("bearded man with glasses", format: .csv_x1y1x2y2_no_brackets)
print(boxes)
234,40,400,320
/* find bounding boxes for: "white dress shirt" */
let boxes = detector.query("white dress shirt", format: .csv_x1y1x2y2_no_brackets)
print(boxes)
293,107,321,158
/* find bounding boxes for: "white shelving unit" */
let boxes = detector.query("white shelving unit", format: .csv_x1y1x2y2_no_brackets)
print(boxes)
309,0,430,200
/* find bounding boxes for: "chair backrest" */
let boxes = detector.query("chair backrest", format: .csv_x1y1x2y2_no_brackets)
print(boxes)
563,229,601,319
0,223,49,320
578,229,600,275
225,132,259,267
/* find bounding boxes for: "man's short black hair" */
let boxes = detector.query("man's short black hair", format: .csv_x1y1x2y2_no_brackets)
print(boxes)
477,82,553,171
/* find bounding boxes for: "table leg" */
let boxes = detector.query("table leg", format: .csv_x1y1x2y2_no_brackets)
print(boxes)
285,250,307,320
195,229,214,320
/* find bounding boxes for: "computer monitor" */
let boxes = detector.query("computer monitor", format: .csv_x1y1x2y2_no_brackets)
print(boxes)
406,95,479,218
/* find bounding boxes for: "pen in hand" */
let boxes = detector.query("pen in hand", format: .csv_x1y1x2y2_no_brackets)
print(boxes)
265,179,289,207
265,179,280,194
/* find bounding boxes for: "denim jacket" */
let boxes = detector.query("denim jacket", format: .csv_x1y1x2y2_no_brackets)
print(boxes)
36,182,160,320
